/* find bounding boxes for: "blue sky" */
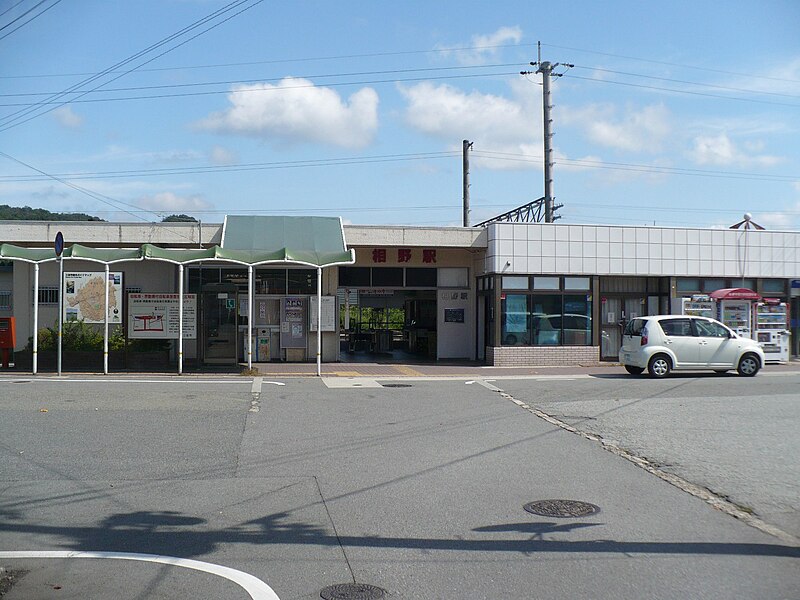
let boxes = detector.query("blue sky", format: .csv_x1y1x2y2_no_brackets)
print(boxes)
1,0,799,229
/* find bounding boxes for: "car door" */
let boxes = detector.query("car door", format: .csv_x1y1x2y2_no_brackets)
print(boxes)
658,318,700,367
693,318,739,368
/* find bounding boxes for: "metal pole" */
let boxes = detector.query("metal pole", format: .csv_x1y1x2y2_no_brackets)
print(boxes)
462,140,472,227
103,264,109,375
539,61,554,223
247,265,253,370
178,264,184,375
33,263,39,375
316,267,322,377
57,256,63,376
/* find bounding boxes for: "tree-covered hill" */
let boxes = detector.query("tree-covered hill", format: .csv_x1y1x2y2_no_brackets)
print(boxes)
0,204,104,221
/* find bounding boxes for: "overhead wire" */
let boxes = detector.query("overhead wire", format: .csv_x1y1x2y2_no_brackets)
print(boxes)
0,0,60,42
0,0,267,131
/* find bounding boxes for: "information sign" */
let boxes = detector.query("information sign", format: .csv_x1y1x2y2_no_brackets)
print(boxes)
127,293,197,339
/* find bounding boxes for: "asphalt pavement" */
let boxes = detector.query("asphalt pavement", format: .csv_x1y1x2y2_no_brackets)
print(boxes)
0,366,799,599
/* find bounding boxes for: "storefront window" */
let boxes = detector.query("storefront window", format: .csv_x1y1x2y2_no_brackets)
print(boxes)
501,294,530,346
531,295,561,345
703,279,725,292
564,276,590,290
762,279,785,294
499,290,594,347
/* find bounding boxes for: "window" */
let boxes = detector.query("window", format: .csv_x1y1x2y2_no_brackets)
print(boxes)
502,276,529,290
659,318,692,336
676,279,700,293
0,291,11,310
372,268,403,287
564,276,590,290
533,276,560,290
694,319,729,338
501,294,530,346
762,279,785,294
259,269,287,294
339,267,370,288
439,267,468,288
703,279,725,292
405,268,437,287
38,286,59,304
287,269,316,294
531,295,562,345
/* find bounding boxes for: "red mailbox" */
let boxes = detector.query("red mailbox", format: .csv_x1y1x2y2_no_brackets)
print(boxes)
0,316,16,368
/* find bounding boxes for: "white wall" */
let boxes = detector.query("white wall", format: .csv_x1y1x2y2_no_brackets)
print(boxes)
487,223,800,278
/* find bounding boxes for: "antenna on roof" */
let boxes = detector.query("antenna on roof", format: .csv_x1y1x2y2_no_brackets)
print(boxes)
730,213,765,230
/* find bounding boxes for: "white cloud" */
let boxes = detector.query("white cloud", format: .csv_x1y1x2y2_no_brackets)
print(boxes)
209,146,238,166
136,192,212,213
400,81,543,169
688,133,782,167
564,103,671,152
437,26,523,65
52,106,83,129
196,77,379,149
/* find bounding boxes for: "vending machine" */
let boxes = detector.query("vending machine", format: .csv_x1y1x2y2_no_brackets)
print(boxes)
755,299,790,363
710,288,759,339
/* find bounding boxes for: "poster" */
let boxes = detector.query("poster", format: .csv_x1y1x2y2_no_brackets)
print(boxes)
280,296,306,348
64,272,123,323
127,293,197,339
309,296,336,331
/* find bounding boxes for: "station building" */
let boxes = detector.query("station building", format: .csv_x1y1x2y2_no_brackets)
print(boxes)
1,215,799,371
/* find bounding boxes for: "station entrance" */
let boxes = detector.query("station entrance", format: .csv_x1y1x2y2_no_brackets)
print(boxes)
339,289,437,362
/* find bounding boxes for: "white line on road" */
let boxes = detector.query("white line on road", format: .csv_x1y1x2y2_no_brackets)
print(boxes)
0,550,281,599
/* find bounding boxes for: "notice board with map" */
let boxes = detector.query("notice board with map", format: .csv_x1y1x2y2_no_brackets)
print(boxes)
64,272,123,323
127,293,197,339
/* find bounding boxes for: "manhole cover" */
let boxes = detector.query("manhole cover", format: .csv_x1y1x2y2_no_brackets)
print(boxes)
523,499,600,518
382,383,411,388
320,583,387,599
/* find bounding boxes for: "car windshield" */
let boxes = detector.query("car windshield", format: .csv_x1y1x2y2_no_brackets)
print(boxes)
624,318,646,336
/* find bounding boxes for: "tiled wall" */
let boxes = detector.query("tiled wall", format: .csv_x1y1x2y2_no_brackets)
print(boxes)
487,345,601,366
487,224,800,278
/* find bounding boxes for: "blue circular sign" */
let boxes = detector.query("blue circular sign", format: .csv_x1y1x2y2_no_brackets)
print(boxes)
54,231,64,256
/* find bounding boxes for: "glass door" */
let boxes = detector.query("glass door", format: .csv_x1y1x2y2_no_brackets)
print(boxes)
201,285,238,365
600,297,622,360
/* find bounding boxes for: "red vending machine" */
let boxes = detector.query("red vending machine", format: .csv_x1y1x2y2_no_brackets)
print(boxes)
710,288,759,339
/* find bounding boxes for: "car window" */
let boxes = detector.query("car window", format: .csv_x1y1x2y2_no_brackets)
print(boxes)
624,318,646,336
659,318,693,336
694,319,729,338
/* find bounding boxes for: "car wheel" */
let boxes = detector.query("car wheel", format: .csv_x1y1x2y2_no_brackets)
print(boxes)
625,365,644,375
648,354,671,378
737,354,760,377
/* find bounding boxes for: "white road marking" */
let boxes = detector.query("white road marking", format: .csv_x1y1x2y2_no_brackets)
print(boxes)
251,377,263,395
0,550,281,600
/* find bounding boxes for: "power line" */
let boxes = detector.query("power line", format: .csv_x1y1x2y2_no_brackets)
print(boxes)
471,150,799,183
0,151,460,182
565,73,800,108
0,0,60,41
0,70,520,108
0,0,267,132
542,42,800,85
0,42,538,80
0,63,521,99
573,65,800,100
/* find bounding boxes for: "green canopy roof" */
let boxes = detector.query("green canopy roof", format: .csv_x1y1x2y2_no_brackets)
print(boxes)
221,215,354,266
1,216,354,267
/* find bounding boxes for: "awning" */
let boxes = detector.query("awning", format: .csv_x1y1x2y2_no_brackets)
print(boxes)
221,215,354,267
710,288,760,300
1,216,355,267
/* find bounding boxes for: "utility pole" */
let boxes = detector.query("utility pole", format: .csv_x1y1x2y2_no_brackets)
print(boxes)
462,139,473,227
523,42,571,223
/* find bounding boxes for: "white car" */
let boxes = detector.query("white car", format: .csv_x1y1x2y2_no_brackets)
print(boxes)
619,315,765,378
